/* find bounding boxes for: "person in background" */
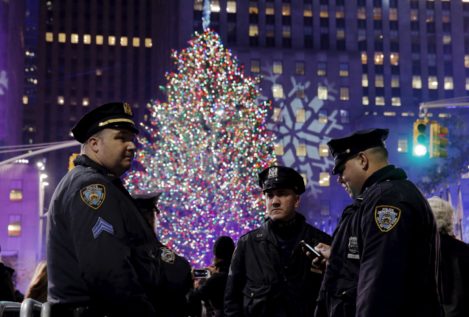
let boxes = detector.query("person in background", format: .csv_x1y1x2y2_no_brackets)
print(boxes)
428,196,469,317
224,166,332,317
188,235,235,317
25,261,48,303
315,128,441,317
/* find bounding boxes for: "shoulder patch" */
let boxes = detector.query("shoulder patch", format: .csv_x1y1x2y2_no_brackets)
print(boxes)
374,205,401,232
160,247,176,264
80,184,106,210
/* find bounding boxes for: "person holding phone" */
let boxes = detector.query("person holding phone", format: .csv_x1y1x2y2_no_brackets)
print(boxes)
224,166,332,317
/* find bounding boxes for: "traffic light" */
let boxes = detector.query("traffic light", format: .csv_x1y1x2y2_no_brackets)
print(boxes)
429,122,449,158
413,119,429,156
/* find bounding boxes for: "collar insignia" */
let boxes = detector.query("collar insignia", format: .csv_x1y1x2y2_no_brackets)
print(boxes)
374,205,401,232
80,184,106,210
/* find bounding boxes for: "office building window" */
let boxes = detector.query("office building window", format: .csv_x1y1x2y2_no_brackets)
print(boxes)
132,37,140,47
319,172,330,187
296,144,307,157
357,7,366,19
8,215,22,237
194,0,203,11
444,77,453,90
374,52,384,65
272,107,281,121
227,0,236,13
376,96,385,106
266,3,275,16
273,61,283,74
466,78,469,90
375,75,384,87
362,96,369,105
295,62,305,75
340,87,349,101
428,76,438,89
282,26,291,38
465,55,469,68
362,74,369,87
95,35,103,45
274,143,284,156
390,53,399,66
84,34,92,45
391,97,401,106
71,33,79,44
339,63,349,77
318,85,328,100
361,52,368,64
108,36,116,46
9,189,23,201
249,25,259,37
249,2,258,14
391,76,400,88
58,33,66,43
251,59,260,73
373,8,382,20
296,109,306,123
317,62,327,76
282,4,291,16
319,144,329,157
304,5,313,17
412,76,422,89
145,38,152,48
319,110,328,123
389,8,398,20
320,6,329,18
57,96,65,105
45,32,53,42
272,84,285,99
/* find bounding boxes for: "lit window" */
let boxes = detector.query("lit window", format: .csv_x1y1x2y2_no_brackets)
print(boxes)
337,29,345,40
272,84,285,99
428,76,438,89
272,107,281,121
357,7,366,19
57,96,65,105
412,76,422,89
266,5,274,15
373,8,382,20
320,7,328,18
251,59,260,73
282,4,291,16
466,78,469,90
45,32,53,42
82,98,90,107
22,96,29,105
362,74,369,87
336,10,345,19
465,55,469,68
397,139,408,153
317,62,327,76
296,89,305,99
96,69,102,76
362,96,370,106
410,9,418,21
8,216,21,237
384,112,396,116
361,52,368,64
319,110,328,123
95,35,103,45
273,61,283,74
304,6,313,17
83,34,91,44
274,143,284,156
442,35,451,45
374,52,384,65
194,0,203,11
319,144,329,157
391,76,400,88
375,75,384,87
71,33,79,44
319,172,330,187
318,85,328,100
389,8,398,20
145,38,152,48
391,97,401,106
120,36,128,46
108,36,116,46
390,52,399,66
227,0,236,13
9,189,23,201
249,3,258,14
58,33,66,43
132,37,140,47
376,96,385,106
295,62,305,75
210,0,220,12
296,109,306,123
340,87,349,101
282,26,291,38
249,25,259,37
444,77,453,90
296,144,307,157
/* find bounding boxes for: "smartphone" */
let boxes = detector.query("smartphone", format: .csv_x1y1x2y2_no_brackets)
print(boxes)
299,240,323,259
193,269,211,279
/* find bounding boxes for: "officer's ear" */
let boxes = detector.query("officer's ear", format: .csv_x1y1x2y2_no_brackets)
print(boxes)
86,135,101,153
357,152,370,171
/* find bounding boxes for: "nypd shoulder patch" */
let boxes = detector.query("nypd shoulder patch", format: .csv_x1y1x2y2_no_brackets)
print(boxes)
160,247,176,264
80,184,106,210
374,205,401,232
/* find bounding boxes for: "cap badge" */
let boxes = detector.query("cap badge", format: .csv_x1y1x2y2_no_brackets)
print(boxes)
123,102,132,116
267,167,278,179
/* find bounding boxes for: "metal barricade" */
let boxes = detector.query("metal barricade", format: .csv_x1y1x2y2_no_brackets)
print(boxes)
19,299,41,317
0,301,21,317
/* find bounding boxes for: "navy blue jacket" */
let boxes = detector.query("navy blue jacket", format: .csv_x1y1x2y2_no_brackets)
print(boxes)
316,165,441,317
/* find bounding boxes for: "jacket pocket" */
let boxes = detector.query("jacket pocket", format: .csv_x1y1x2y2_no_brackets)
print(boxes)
242,284,272,316
131,243,162,289
330,287,356,317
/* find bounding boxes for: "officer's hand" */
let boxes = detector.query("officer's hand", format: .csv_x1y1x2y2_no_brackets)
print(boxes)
314,243,331,260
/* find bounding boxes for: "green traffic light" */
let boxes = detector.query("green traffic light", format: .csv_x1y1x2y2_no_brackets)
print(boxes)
414,144,428,156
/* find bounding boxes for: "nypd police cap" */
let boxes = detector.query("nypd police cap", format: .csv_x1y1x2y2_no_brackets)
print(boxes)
327,128,389,175
258,166,305,194
71,102,139,143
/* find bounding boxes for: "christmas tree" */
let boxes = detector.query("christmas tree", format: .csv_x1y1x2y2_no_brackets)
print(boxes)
126,30,275,266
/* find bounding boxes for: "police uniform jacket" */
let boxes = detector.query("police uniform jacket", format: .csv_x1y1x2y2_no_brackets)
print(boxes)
47,155,161,316
316,165,441,317
224,213,332,317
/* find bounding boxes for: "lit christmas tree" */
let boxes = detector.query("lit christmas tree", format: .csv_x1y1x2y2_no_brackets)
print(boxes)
126,29,275,266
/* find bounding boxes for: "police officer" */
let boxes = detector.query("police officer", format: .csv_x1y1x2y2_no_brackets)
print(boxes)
224,166,332,317
47,102,161,316
314,129,441,317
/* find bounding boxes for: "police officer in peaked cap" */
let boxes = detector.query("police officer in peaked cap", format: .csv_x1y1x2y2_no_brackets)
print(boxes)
47,102,163,316
225,166,332,317
314,128,441,317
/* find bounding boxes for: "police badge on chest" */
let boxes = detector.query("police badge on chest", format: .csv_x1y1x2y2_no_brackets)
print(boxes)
347,236,360,260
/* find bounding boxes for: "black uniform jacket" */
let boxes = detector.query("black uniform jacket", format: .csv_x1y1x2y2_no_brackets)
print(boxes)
224,213,332,317
47,155,161,316
439,233,469,317
316,165,441,317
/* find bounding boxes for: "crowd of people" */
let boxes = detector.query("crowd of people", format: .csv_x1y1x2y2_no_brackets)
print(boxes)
1,101,468,317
